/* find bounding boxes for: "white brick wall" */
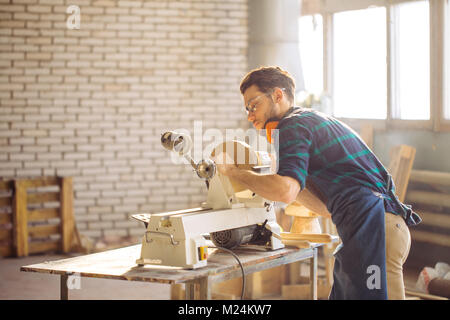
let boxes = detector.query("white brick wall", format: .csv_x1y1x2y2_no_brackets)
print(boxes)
0,0,248,239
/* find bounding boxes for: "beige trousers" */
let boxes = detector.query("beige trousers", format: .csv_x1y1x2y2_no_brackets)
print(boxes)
385,212,411,300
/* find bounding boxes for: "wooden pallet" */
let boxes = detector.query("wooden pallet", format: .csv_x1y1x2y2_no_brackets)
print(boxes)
0,180,14,257
406,169,450,248
0,177,79,257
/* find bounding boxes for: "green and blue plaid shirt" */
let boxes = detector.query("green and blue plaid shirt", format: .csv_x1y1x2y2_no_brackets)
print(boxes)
275,108,420,226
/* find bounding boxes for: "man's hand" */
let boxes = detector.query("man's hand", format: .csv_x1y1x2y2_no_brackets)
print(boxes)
212,153,300,204
213,152,238,176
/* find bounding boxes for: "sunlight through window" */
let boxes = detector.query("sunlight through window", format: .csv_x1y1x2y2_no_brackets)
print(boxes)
392,0,430,120
333,7,387,119
299,14,323,96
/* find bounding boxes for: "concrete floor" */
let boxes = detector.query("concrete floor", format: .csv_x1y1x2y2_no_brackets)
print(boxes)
0,253,171,300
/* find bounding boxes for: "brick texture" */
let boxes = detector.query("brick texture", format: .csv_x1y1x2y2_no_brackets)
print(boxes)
0,0,248,239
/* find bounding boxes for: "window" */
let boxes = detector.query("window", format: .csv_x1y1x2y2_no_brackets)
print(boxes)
391,0,430,120
332,7,387,119
299,14,323,96
299,0,449,131
445,0,450,120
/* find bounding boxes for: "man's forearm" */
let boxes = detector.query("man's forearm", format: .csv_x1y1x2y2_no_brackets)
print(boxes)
295,188,332,218
226,167,332,218
226,168,297,203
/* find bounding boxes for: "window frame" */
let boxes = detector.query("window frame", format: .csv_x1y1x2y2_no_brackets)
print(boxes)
439,0,450,130
301,0,449,132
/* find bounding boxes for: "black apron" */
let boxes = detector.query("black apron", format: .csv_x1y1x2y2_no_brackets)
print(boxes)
328,185,388,299
328,174,420,299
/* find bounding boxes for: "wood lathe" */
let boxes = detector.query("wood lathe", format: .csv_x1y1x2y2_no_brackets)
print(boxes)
132,131,284,269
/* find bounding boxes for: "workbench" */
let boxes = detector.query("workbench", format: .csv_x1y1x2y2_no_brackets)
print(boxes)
20,243,322,300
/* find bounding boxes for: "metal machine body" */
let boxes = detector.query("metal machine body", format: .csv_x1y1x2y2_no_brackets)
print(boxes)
133,132,284,269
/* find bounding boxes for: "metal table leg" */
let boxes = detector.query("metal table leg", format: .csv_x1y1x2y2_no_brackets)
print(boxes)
60,274,68,300
310,247,318,300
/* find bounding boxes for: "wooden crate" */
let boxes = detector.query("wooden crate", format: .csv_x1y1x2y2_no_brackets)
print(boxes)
406,170,450,248
0,176,76,257
0,180,14,257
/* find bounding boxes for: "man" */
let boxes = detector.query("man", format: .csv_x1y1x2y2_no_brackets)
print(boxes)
215,66,421,299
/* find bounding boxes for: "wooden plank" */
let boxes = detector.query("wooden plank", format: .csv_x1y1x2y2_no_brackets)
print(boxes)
406,190,450,208
410,170,450,186
418,211,450,229
405,289,448,301
0,229,12,241
0,245,13,257
170,284,185,300
260,266,285,296
212,276,243,299
244,270,262,299
280,232,334,243
19,177,59,189
211,292,237,300
282,282,331,300
13,180,28,257
28,208,59,222
388,145,416,202
60,177,74,253
196,277,210,300
282,239,311,248
214,266,287,299
0,197,12,207
411,230,450,247
359,124,374,150
288,262,301,285
27,192,60,204
28,239,60,254
28,224,60,239
0,180,13,191
0,213,11,224
185,282,195,299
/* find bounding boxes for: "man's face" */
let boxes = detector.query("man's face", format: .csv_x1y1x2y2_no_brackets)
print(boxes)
243,85,275,130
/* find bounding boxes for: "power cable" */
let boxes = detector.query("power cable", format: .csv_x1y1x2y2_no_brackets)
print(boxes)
208,246,246,300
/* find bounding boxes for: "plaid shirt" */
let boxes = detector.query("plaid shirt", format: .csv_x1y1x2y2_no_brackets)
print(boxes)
275,108,420,226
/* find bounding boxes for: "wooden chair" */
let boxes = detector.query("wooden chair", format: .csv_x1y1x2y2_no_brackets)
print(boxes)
387,145,416,202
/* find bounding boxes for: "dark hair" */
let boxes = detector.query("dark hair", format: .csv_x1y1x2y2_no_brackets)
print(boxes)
239,66,296,103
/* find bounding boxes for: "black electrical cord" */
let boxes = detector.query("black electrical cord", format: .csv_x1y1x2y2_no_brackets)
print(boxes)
208,246,245,300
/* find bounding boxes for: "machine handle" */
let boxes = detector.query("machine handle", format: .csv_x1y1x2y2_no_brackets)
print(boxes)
145,231,180,245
